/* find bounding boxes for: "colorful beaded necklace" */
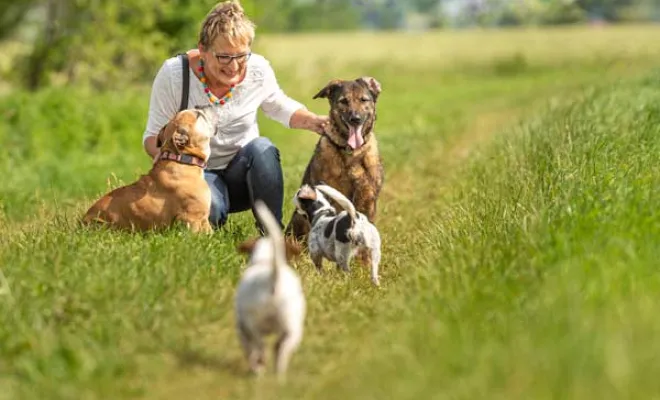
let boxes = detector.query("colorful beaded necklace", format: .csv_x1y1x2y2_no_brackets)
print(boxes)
198,58,235,106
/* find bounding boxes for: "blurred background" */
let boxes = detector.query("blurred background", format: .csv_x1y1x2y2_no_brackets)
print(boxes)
1,0,659,93
2,0,660,221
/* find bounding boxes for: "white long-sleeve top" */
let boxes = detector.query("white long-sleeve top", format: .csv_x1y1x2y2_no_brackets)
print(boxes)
142,53,305,170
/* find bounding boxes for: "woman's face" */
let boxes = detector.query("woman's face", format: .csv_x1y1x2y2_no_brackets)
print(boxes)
200,37,251,87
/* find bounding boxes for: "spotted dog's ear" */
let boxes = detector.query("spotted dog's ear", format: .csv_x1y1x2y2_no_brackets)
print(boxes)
296,184,317,201
313,79,343,100
356,76,382,102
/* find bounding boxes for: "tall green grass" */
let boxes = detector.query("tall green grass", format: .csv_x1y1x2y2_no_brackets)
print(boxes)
316,70,660,400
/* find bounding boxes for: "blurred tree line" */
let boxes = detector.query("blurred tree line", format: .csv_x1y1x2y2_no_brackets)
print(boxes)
0,0,658,91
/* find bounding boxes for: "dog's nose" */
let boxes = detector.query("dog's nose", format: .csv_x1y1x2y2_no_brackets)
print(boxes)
348,114,363,125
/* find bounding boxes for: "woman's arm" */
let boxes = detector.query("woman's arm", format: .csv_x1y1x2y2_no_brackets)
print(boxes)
144,136,159,159
288,108,329,135
143,59,178,159
259,60,328,135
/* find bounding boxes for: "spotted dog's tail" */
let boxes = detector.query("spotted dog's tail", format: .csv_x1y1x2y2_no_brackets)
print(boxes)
315,185,357,221
315,184,365,245
253,200,287,293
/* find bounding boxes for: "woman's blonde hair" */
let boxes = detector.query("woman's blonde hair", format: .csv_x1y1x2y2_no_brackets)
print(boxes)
198,1,256,49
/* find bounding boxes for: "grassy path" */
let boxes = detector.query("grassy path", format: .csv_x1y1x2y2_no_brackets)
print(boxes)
134,68,636,400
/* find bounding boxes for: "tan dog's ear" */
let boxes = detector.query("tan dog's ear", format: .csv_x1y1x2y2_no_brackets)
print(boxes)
156,124,168,148
357,76,382,102
313,79,343,100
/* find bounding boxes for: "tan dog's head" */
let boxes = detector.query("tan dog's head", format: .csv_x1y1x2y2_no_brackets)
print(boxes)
313,76,381,151
237,236,303,264
157,106,217,161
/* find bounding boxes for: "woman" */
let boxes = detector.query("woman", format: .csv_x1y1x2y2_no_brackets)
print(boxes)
142,0,327,231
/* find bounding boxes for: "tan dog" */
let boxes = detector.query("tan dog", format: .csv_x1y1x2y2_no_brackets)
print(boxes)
285,76,384,243
82,106,217,233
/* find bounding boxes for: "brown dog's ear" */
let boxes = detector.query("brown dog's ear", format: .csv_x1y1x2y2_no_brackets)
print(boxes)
313,79,343,100
357,76,382,102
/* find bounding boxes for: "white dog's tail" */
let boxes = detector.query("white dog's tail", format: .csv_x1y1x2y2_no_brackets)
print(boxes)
254,200,286,293
315,185,357,222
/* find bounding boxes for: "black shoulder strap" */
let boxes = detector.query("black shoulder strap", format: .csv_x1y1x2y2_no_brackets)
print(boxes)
178,53,190,112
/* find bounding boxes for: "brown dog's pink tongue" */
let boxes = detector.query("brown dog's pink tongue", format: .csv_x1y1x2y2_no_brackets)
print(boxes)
347,125,364,149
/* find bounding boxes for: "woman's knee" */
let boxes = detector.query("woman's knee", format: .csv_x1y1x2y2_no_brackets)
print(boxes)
204,171,230,229
244,137,280,164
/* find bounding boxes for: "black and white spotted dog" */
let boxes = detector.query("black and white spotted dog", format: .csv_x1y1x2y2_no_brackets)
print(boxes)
292,184,382,286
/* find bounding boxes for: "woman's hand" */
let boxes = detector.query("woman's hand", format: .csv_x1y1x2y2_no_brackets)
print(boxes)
290,108,329,136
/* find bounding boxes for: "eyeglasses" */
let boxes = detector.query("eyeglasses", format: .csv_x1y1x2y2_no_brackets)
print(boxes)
212,51,251,65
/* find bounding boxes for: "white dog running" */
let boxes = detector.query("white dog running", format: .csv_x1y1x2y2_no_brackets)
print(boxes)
234,200,306,380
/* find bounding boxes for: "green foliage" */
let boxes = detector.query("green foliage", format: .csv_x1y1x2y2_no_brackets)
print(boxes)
287,0,361,32
538,0,587,25
0,86,149,218
0,0,38,39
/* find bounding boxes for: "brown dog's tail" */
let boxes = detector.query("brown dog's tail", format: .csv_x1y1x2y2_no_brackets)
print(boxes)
253,200,287,294
315,184,357,222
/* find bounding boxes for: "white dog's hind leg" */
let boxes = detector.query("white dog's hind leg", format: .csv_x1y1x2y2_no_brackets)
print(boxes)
274,330,302,382
238,322,266,376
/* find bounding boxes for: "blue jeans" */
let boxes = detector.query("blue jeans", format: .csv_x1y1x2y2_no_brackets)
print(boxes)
204,137,284,232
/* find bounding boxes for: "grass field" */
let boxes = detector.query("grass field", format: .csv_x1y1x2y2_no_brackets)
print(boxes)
1,25,660,399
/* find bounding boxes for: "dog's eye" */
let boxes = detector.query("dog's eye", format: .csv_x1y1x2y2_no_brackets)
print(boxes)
339,98,349,105
360,97,370,102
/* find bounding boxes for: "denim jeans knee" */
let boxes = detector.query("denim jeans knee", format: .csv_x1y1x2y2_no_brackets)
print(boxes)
204,171,230,229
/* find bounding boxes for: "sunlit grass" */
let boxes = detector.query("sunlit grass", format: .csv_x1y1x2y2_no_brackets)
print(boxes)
1,27,659,399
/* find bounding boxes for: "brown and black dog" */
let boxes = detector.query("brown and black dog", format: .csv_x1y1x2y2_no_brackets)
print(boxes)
285,76,384,242
82,106,216,233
